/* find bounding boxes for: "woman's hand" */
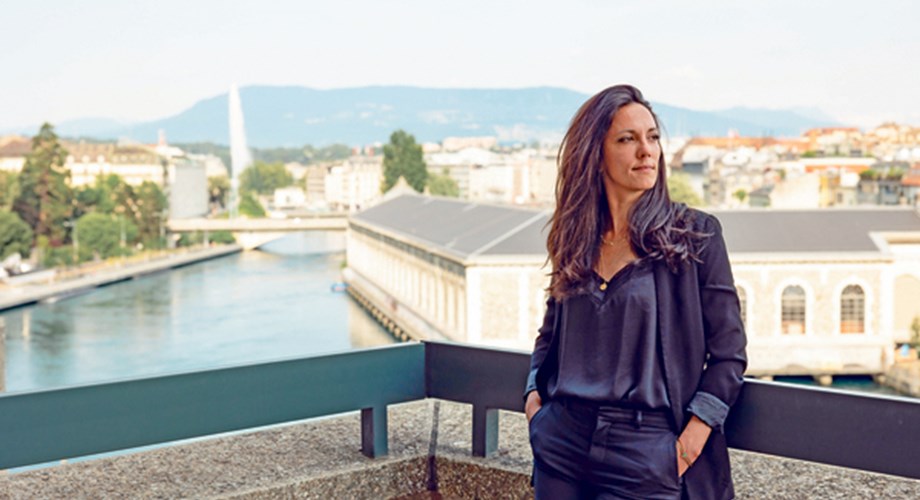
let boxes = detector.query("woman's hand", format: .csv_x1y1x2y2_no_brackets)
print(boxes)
525,390,543,422
675,415,712,477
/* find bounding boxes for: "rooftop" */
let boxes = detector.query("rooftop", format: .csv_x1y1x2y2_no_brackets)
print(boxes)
353,194,920,259
352,194,548,261
716,208,920,253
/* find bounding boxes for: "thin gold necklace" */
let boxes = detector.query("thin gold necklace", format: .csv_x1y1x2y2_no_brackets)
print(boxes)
597,235,631,291
601,231,629,247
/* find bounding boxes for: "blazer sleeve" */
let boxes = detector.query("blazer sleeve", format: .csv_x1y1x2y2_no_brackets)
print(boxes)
688,214,748,431
523,295,557,401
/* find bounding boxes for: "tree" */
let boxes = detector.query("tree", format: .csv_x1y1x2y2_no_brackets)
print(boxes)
208,175,231,212
427,168,460,197
0,171,20,210
74,174,124,216
0,211,33,260
239,161,294,195
382,130,427,193
134,181,168,248
733,189,747,204
667,173,703,207
859,169,880,181
12,123,73,246
239,191,266,217
75,212,137,261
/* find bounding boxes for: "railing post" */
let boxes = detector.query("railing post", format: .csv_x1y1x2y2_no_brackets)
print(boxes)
361,406,388,457
472,405,498,457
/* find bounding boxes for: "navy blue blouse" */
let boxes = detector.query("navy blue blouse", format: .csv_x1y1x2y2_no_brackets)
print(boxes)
547,260,670,409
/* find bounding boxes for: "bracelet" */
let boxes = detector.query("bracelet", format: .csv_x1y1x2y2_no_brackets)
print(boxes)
676,438,694,468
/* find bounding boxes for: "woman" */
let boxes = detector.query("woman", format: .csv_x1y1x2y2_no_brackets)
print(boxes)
524,85,747,500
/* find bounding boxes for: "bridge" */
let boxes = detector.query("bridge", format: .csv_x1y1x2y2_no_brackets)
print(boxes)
167,214,348,249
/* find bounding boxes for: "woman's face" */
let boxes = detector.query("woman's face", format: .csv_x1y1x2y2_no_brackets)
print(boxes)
601,102,661,199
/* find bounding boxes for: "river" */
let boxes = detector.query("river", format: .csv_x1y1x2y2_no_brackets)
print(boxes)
0,231,394,393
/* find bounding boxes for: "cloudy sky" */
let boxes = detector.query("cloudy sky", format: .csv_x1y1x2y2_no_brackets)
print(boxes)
2,0,918,130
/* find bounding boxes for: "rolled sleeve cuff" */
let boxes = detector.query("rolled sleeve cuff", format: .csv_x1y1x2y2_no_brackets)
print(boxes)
687,391,730,432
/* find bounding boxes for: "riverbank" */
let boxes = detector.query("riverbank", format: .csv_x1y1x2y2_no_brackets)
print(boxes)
885,359,920,397
0,244,242,312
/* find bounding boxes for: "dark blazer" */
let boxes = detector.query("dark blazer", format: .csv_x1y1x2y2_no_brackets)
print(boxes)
525,210,748,500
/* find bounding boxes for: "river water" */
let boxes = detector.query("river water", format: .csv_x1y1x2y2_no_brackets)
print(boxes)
1,231,394,393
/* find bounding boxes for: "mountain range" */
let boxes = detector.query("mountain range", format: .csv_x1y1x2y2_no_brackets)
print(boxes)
6,86,842,148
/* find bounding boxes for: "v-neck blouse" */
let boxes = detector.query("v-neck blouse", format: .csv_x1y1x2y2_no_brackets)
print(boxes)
546,259,670,409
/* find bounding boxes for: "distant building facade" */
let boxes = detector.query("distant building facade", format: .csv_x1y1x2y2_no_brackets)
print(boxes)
346,194,548,349
64,142,166,187
0,136,30,172
426,148,556,206
718,209,920,376
169,159,209,219
441,136,498,152
325,155,383,212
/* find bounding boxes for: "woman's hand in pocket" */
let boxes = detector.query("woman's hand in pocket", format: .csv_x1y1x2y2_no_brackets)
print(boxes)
525,390,543,423
676,415,712,477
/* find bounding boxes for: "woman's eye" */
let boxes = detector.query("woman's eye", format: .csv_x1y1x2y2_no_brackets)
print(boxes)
649,134,661,141
618,136,634,143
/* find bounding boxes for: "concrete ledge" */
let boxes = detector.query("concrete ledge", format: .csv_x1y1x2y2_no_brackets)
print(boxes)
2,400,918,499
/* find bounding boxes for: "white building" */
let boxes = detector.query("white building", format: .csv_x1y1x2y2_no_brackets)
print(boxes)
426,148,556,206
324,155,383,212
64,142,167,187
169,158,209,219
441,136,498,152
0,136,29,172
346,194,550,349
720,208,920,376
274,186,307,210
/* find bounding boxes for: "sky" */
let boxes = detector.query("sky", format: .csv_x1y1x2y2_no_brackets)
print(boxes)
1,0,918,131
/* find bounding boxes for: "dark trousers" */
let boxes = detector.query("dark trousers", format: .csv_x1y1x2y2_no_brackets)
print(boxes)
529,398,682,500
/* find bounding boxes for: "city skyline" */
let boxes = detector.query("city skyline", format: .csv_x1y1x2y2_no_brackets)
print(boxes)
1,1,918,130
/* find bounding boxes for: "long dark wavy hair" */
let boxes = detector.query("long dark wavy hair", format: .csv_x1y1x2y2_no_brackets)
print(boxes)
547,84,706,299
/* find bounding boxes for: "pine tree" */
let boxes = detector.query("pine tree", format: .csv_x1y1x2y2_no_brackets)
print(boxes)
12,123,73,246
382,130,427,193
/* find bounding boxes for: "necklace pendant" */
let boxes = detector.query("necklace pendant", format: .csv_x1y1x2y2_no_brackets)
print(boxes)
599,282,607,291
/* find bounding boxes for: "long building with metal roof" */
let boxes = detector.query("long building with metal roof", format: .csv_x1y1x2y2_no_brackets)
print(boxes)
345,194,920,380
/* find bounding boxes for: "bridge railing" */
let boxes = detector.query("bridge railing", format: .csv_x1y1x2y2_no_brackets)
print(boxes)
1,341,918,480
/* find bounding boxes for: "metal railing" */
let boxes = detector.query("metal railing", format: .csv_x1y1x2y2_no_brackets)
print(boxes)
1,341,918,480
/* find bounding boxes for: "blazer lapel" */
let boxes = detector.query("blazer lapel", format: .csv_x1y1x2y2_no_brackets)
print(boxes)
654,261,684,430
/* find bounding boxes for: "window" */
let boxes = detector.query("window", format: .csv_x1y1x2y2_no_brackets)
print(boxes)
781,285,806,334
736,286,747,327
840,284,865,334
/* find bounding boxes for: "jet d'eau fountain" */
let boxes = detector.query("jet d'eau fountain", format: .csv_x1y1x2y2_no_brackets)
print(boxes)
228,83,252,219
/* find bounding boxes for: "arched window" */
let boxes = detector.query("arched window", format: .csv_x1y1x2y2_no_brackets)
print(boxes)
781,285,806,334
736,286,747,327
840,284,865,334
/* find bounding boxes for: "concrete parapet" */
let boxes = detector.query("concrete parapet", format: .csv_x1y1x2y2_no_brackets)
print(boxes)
0,400,918,499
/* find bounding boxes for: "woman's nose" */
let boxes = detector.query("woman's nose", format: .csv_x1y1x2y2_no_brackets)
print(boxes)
637,139,654,158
